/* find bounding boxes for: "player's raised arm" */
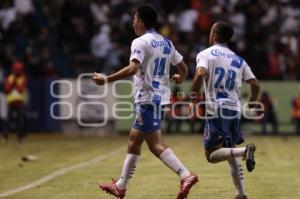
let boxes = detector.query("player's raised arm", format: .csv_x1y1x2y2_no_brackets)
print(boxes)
171,61,188,84
92,60,141,85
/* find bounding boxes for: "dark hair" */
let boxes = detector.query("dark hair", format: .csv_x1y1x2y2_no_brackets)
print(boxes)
136,4,157,29
214,21,234,43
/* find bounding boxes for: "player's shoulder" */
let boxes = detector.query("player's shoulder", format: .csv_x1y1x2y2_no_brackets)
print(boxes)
143,32,173,45
132,36,147,46
136,32,176,51
196,46,214,58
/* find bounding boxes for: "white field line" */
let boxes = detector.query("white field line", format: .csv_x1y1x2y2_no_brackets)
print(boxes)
0,146,125,197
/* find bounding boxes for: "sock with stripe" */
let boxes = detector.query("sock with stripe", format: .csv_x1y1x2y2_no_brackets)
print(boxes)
228,157,246,196
159,148,190,180
209,147,246,163
116,153,140,190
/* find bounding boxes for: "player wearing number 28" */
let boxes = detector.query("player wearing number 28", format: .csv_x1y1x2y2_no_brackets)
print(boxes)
93,4,198,199
190,21,260,199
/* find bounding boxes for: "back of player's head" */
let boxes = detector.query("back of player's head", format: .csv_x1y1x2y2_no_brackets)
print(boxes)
136,4,157,29
214,21,233,43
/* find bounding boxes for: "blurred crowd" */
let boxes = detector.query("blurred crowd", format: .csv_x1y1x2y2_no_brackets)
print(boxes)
0,0,300,81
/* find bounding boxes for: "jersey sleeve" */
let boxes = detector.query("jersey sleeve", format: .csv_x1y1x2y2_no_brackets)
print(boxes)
242,62,256,81
196,51,209,69
170,43,183,65
129,38,146,63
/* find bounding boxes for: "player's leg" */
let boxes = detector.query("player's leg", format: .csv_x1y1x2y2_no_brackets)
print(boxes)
204,118,246,164
204,109,256,171
205,144,250,198
134,103,191,179
205,140,256,172
144,130,191,179
204,144,249,198
137,103,197,198
115,128,144,189
100,128,144,198
227,149,246,198
205,145,246,163
144,131,198,199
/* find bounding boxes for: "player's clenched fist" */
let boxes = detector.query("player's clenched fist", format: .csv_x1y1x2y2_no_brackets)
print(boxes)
92,72,107,85
171,74,182,84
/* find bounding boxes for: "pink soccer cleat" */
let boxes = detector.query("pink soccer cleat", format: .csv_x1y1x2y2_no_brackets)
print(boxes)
177,173,199,199
99,179,126,199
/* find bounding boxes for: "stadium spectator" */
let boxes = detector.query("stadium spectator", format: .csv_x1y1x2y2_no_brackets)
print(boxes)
4,61,27,142
14,0,34,15
259,91,278,134
90,24,113,73
176,3,198,40
0,0,299,80
291,92,300,134
89,0,109,24
0,1,16,30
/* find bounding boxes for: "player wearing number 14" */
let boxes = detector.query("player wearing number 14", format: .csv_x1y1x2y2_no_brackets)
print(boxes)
94,4,198,199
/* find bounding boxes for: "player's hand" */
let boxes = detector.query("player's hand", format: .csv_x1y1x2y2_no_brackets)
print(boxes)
92,72,107,85
171,74,182,84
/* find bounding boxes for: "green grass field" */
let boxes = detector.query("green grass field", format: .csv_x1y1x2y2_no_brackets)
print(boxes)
1,134,300,199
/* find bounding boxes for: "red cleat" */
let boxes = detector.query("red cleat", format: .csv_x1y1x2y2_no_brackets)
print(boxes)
177,173,199,199
99,179,126,199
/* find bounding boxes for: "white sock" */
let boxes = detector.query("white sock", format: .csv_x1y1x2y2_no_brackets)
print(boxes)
159,148,190,180
209,147,246,163
116,153,140,190
228,157,245,196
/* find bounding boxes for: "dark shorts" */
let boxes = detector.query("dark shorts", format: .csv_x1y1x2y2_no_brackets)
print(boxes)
203,108,244,149
132,103,164,133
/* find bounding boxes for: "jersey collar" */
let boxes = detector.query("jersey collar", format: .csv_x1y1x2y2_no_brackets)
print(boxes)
215,43,227,47
146,29,158,34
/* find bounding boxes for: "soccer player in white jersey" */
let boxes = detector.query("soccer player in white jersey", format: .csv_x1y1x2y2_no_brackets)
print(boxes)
93,4,198,199
190,21,260,199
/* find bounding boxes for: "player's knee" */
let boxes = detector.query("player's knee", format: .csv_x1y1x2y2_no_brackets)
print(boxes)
128,141,141,154
206,153,216,164
128,138,142,151
148,144,164,157
129,134,142,145
128,139,141,148
207,158,217,164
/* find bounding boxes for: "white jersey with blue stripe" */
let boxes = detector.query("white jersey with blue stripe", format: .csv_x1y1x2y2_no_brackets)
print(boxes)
196,44,255,114
130,30,183,105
